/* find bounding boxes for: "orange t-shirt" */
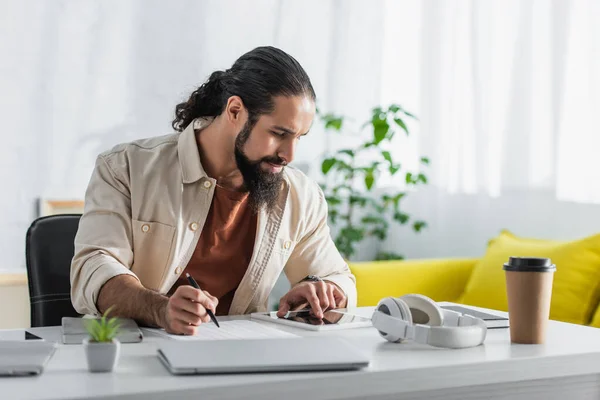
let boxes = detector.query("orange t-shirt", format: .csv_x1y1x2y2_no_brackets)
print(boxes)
170,184,257,315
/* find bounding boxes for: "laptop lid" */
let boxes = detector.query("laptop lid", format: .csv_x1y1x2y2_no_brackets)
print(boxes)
0,341,57,376
158,337,369,375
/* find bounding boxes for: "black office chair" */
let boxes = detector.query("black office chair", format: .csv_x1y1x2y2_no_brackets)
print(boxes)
25,214,82,327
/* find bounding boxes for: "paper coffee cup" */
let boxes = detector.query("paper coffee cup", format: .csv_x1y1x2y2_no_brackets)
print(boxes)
503,257,556,344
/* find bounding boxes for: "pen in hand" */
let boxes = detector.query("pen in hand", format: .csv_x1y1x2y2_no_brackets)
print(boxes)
185,273,220,328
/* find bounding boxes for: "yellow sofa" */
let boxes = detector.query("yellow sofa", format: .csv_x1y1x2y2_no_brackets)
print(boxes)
350,255,600,329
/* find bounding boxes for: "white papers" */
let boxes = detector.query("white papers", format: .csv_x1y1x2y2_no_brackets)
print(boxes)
143,320,298,341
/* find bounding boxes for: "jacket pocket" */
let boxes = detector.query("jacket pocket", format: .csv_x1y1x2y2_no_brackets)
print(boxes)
131,219,176,288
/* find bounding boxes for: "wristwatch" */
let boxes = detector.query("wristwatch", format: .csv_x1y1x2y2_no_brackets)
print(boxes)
301,275,323,283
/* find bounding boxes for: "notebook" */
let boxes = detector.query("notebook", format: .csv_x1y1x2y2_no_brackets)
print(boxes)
143,320,298,341
61,317,143,344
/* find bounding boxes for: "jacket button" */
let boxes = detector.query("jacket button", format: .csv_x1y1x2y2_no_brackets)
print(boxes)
141,224,150,233
175,267,182,275
203,181,212,189
283,240,291,249
189,222,199,231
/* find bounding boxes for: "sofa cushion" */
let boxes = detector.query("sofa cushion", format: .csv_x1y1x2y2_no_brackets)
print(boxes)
350,258,477,307
589,305,600,328
459,230,600,325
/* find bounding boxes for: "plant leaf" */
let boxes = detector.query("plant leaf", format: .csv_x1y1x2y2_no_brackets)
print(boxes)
420,156,430,165
364,172,375,190
322,114,344,131
340,226,365,242
405,172,414,184
381,151,392,165
375,252,405,261
338,149,355,158
394,212,410,224
321,158,336,175
325,196,342,205
388,104,401,113
389,165,400,175
361,215,386,225
417,173,428,184
373,121,389,144
394,117,409,135
413,221,428,232
370,228,387,240
402,110,418,120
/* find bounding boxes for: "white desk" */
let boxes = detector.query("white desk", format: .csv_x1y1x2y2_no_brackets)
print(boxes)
2,305,600,400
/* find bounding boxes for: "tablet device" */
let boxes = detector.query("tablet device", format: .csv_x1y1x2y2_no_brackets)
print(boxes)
0,330,44,341
0,341,57,376
250,309,372,331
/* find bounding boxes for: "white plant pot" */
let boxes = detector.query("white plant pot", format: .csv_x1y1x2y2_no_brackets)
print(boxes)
83,338,121,372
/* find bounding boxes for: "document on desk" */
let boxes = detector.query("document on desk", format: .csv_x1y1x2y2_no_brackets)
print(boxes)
143,320,299,341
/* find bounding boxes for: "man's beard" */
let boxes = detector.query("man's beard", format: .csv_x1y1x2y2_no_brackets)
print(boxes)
234,121,286,213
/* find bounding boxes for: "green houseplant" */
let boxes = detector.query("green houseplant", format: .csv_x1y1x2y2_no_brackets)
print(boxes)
83,307,122,372
319,104,429,261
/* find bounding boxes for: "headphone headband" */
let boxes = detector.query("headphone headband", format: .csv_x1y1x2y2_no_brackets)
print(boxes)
372,296,487,349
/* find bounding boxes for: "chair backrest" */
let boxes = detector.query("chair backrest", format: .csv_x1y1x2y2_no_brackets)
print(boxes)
25,214,82,327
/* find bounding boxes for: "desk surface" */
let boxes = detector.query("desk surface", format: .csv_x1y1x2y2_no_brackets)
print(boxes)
2,305,600,400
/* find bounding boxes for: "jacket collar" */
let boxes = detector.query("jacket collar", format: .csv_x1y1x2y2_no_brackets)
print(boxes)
177,118,213,184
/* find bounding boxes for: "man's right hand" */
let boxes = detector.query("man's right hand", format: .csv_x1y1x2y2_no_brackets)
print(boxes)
162,286,218,335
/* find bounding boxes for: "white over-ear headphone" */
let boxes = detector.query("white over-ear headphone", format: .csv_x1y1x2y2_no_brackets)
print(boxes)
371,294,487,349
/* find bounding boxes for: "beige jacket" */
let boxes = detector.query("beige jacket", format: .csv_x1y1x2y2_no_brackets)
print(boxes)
70,119,356,316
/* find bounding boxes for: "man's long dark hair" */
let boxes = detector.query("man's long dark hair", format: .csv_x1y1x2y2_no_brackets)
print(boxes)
172,46,316,131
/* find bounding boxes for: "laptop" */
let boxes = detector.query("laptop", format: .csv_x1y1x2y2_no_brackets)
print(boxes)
157,337,370,375
0,340,57,376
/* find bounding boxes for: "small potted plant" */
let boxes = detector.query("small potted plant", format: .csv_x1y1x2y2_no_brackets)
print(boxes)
83,306,121,372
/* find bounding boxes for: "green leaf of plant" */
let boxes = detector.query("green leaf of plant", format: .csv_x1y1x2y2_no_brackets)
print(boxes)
405,172,414,184
349,195,369,206
388,104,401,113
372,106,384,115
341,226,365,242
394,212,410,224
402,110,418,120
338,149,355,158
394,117,409,135
417,173,428,184
393,192,406,206
335,160,353,172
389,165,400,175
361,215,386,225
370,228,387,241
326,196,342,205
364,173,375,190
322,113,344,131
420,156,430,165
413,221,428,232
321,158,336,175
375,252,405,261
373,120,389,144
381,151,392,165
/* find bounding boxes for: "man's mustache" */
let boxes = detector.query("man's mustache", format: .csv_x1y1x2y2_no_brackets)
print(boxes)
261,156,287,166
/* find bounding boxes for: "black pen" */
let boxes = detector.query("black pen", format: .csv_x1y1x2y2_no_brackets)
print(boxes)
185,273,220,328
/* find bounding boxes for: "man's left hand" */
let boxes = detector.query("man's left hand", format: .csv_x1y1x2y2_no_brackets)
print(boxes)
277,280,347,318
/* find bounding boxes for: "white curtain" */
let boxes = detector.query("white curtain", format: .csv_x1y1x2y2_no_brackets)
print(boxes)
0,0,386,271
420,0,600,202
380,0,600,259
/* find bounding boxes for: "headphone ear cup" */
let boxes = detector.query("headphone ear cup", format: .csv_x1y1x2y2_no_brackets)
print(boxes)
374,297,413,343
400,294,444,327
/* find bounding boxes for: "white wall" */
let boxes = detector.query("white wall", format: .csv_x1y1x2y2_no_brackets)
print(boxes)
381,186,600,260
